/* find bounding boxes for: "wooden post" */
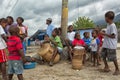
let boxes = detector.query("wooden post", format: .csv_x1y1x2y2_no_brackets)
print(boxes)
61,0,68,39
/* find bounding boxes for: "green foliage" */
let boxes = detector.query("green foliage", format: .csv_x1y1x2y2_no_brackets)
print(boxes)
115,21,120,29
73,16,95,30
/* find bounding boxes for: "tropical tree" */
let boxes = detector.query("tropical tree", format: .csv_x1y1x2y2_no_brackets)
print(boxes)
73,16,95,30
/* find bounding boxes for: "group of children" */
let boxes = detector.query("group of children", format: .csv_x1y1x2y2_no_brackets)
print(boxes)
0,16,27,80
0,11,119,80
43,11,119,75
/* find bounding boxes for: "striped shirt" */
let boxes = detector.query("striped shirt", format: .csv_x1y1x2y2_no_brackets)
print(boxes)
7,36,23,60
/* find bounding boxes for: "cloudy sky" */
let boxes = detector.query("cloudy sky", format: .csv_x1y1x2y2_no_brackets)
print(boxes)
0,0,120,36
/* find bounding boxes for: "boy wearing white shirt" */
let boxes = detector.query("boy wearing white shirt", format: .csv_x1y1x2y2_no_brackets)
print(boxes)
101,11,119,75
67,25,75,45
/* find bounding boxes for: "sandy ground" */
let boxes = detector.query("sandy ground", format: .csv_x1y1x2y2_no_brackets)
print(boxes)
1,46,120,80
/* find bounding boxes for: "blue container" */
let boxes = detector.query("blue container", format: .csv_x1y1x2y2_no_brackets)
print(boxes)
28,39,31,46
23,62,36,69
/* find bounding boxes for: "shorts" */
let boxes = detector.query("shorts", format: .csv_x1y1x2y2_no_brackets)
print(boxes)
0,49,7,63
91,51,97,54
8,60,23,75
57,47,63,53
101,48,117,61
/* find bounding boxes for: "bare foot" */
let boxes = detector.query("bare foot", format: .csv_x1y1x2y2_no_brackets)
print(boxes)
113,71,120,75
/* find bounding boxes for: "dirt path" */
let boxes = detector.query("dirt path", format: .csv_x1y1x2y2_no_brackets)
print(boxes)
11,49,120,80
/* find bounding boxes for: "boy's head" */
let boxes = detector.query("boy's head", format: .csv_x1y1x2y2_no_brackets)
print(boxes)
74,32,81,40
0,18,8,28
105,11,115,23
9,26,20,36
17,17,24,24
44,34,49,41
68,25,73,32
7,16,14,25
92,30,98,38
52,28,58,37
83,32,90,38
58,28,62,35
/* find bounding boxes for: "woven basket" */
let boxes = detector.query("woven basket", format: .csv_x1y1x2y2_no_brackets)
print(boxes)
72,47,84,70
43,51,60,63
72,58,83,70
38,43,51,56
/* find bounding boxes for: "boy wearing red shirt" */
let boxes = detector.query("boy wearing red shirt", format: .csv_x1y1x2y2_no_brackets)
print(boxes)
7,26,25,80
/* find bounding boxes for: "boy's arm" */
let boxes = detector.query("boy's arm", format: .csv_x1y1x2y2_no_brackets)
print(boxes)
16,38,26,63
50,39,58,46
18,49,26,63
1,34,7,42
101,25,116,38
102,33,115,38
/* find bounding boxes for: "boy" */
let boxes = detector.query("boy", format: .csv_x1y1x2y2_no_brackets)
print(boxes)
7,26,26,80
101,11,119,75
0,18,8,80
91,30,100,66
67,25,75,45
49,28,63,66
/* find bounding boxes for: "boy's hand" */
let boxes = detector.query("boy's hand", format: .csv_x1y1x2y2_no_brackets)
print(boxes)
100,31,106,35
22,58,27,64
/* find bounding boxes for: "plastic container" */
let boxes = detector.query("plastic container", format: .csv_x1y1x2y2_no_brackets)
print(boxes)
23,62,36,69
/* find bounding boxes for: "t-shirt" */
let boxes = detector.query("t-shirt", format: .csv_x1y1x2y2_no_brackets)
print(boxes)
67,31,75,41
90,38,100,51
46,24,54,37
82,37,92,46
0,25,7,49
17,24,28,34
102,23,118,49
72,39,85,47
7,36,23,60
51,36,63,48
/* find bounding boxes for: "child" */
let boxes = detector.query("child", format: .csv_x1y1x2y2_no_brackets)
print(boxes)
67,25,75,45
0,18,8,34
49,28,63,66
72,32,85,47
90,30,100,66
7,26,26,80
101,11,119,75
17,17,28,55
0,18,8,80
83,32,92,51
72,32,86,64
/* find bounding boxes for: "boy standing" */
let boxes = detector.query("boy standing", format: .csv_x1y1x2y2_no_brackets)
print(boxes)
7,26,26,80
101,11,119,75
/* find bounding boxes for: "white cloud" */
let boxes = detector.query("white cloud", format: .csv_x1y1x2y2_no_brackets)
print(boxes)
0,0,120,36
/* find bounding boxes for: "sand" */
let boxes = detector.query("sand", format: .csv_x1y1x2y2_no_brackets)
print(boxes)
1,46,120,80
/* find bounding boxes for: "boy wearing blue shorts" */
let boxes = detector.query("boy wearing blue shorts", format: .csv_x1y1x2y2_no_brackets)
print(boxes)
7,26,26,80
